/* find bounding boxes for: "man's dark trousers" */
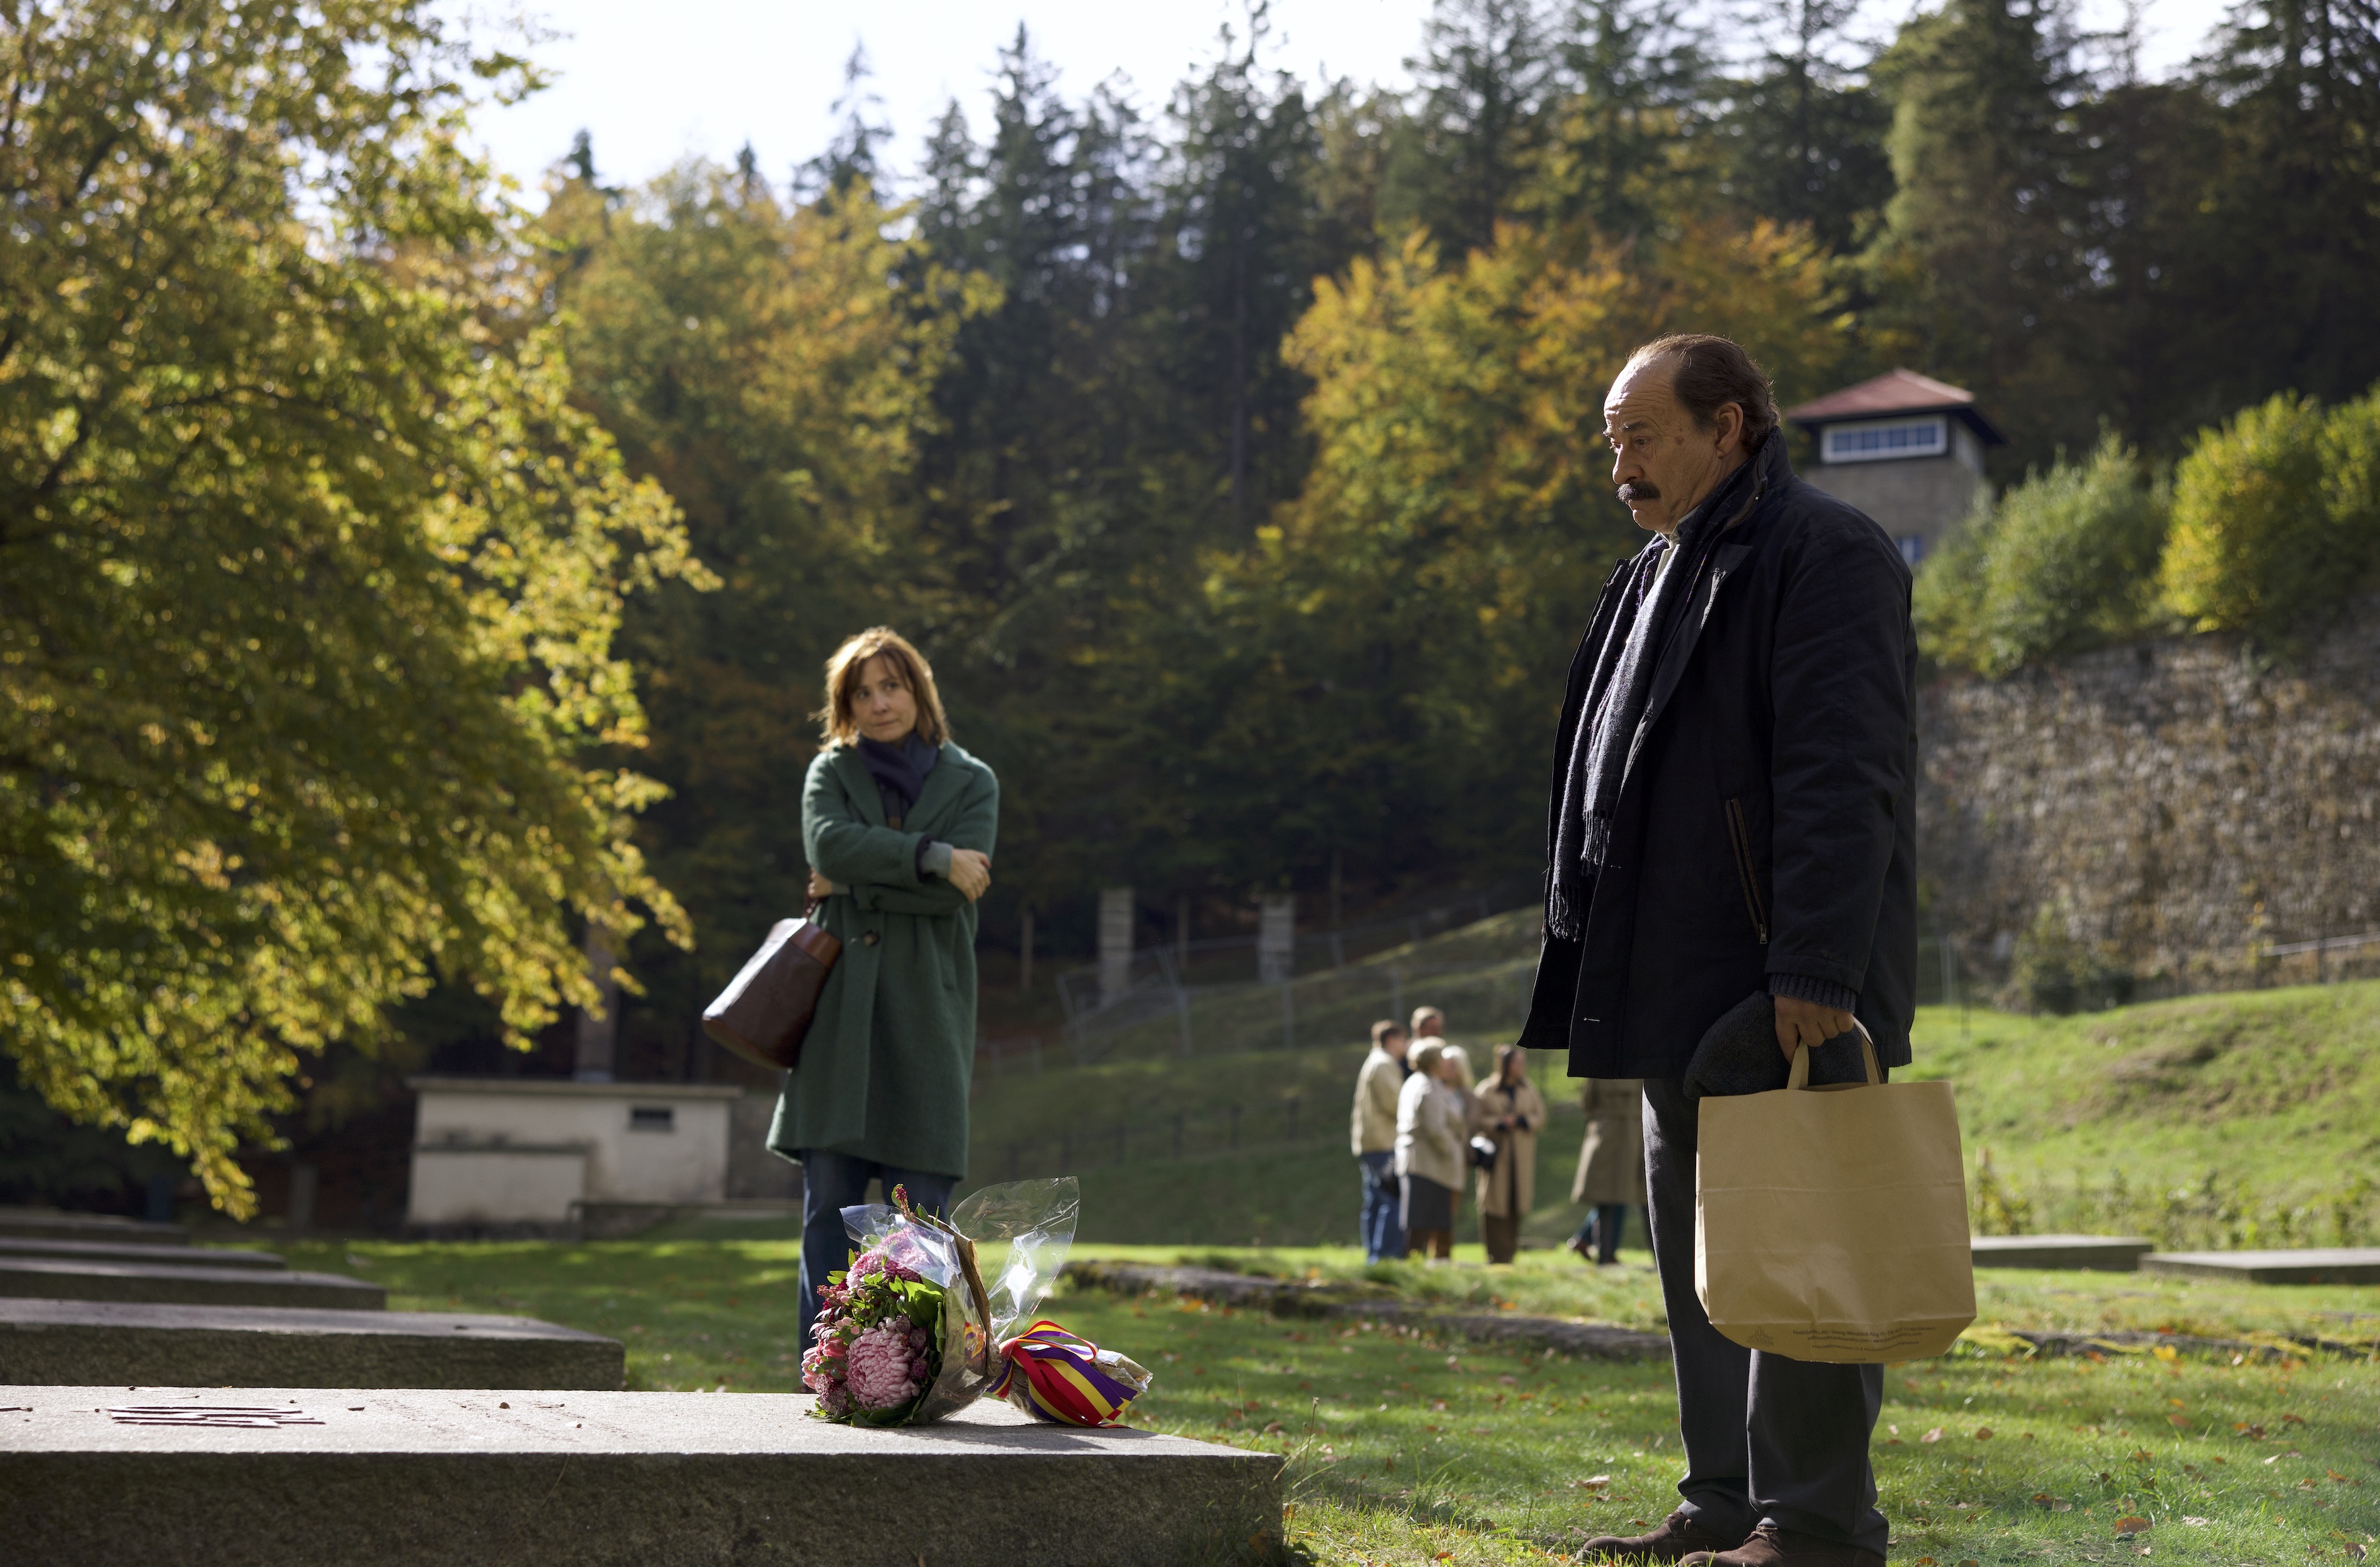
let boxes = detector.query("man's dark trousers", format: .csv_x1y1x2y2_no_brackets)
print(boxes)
1641,1078,1887,1555
1358,1151,1407,1261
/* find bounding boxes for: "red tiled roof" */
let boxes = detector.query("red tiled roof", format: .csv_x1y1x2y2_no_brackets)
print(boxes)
1784,369,1978,422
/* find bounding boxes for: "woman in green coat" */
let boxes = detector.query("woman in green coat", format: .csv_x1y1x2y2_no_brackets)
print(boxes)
768,627,998,1351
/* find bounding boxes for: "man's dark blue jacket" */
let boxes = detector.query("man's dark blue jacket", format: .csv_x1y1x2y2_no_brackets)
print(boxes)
1517,433,1919,1079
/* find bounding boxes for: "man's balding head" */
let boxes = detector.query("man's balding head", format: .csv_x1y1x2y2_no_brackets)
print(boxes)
1603,334,1777,535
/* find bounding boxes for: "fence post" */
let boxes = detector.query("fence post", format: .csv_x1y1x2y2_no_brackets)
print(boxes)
1100,887,1135,1008
1228,1104,1241,1150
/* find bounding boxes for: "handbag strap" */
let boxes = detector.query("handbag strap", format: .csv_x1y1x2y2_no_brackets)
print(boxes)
1786,1018,1881,1089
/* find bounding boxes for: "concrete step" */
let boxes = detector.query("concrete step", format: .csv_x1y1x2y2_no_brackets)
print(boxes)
0,1257,383,1311
0,1238,285,1272
0,1207,187,1245
0,1386,1285,1567
0,1300,621,1390
1970,1235,2153,1271
2142,1247,2380,1284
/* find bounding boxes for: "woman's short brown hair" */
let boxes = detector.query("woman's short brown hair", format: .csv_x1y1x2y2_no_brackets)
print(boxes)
816,627,951,748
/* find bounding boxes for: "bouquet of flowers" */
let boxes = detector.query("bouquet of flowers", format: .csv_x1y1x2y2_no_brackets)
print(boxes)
801,1175,1151,1428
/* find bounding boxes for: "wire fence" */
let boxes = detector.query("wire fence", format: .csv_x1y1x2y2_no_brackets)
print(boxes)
978,907,2380,1077
979,1089,1593,1185
1047,879,1540,1065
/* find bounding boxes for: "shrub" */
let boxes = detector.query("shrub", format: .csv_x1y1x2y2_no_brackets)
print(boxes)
2160,389,2380,641
1914,434,2168,676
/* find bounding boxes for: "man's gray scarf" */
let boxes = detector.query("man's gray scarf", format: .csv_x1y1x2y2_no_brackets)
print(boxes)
1546,461,1757,942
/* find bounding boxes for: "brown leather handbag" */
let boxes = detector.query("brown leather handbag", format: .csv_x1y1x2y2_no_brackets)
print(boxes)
701,901,842,1071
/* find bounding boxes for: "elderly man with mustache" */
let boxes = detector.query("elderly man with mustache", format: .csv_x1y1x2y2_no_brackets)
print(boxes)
1518,334,1918,1567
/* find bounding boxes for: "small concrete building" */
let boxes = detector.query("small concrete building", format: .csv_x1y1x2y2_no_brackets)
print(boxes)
405,1077,742,1228
1785,369,2005,568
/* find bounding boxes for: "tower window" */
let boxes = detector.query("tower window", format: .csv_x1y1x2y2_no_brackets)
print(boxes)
1824,417,1947,463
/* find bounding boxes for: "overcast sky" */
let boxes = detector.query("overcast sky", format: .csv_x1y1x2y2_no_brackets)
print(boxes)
461,0,2240,199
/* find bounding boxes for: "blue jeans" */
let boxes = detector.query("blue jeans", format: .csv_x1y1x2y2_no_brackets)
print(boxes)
1358,1151,1407,1261
795,1149,957,1352
1570,1203,1633,1263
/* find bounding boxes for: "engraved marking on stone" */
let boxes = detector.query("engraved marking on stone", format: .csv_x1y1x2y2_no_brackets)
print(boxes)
107,1405,326,1429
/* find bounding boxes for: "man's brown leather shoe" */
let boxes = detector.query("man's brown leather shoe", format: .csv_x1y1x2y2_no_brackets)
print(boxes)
1679,1523,1885,1567
1577,1510,1746,1563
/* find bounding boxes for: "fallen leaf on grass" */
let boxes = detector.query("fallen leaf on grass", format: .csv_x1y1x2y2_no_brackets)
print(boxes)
2236,1423,2266,1439
2132,1449,2154,1463
1922,1427,1944,1443
2114,1517,2152,1536
2168,1415,2191,1430
1576,1475,1612,1490
1974,1427,1994,1441
2181,1518,2209,1527
2281,1413,2305,1425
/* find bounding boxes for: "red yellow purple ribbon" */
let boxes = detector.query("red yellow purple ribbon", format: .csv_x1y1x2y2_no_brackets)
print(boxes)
985,1320,1143,1427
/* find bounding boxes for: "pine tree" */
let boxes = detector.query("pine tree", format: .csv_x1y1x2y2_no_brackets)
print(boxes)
1864,0,2097,467
1716,0,1894,253
1159,16,1330,530
1393,0,1560,256
1526,0,1714,242
2191,0,2380,410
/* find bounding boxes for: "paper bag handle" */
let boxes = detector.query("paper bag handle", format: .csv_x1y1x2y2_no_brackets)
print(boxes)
1786,1018,1881,1090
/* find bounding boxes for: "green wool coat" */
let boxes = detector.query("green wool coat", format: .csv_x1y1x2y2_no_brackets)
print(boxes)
766,741,999,1178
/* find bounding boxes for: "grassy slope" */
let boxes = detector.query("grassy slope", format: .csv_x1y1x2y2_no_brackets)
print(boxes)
273,1236,2380,1566
1905,983,2380,1245
969,940,2380,1249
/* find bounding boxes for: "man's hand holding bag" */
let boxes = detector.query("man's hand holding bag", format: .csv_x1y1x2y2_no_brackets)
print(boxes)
1694,1024,1976,1363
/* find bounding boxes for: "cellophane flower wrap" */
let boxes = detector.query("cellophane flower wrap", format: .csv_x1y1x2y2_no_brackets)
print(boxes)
801,1175,1151,1427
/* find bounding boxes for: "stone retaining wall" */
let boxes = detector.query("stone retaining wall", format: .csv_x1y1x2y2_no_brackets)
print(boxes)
1918,600,2380,998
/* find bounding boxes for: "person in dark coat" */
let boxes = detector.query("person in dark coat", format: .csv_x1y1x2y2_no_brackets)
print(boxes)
772,627,998,1354
1518,335,1916,1567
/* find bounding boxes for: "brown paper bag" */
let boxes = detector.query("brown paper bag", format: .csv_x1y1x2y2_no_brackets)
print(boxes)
1695,1029,1975,1363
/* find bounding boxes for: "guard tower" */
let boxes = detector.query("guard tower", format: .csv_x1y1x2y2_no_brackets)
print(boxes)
1784,369,2005,567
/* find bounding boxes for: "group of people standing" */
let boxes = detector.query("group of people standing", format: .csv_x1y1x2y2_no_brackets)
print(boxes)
1350,1008,1644,1266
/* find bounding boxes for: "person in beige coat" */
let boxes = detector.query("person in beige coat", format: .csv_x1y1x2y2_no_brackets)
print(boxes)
1470,1043,1548,1263
1350,1019,1411,1261
1568,1076,1646,1264
1394,1040,1467,1261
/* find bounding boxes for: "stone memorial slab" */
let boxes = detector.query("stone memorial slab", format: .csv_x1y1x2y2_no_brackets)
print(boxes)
0,1257,383,1310
0,1237,286,1272
1970,1235,2152,1271
2141,1248,2380,1284
0,1385,1285,1566
0,1300,623,1390
0,1207,187,1245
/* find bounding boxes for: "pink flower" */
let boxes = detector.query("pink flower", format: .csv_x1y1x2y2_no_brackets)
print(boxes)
844,1319,926,1411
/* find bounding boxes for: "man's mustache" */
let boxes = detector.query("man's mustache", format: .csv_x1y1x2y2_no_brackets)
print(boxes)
1618,482,1661,502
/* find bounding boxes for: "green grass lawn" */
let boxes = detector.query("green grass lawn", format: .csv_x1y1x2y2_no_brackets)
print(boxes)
267,1235,2379,1566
